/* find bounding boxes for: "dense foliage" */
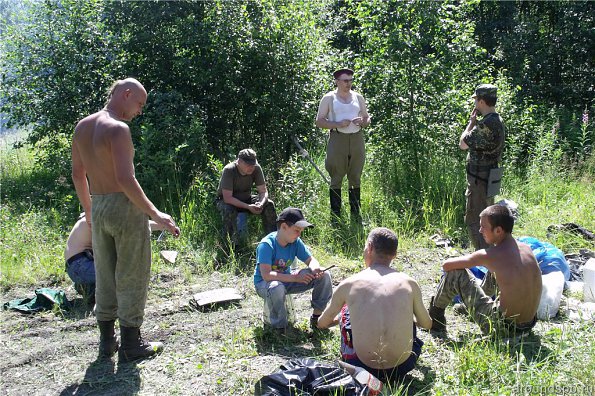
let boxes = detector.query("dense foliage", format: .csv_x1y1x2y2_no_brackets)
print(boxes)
1,0,593,240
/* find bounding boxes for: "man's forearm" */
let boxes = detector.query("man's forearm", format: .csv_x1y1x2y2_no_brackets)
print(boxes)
317,310,339,329
223,195,251,210
263,271,295,283
316,118,339,129
72,175,92,216
258,191,268,206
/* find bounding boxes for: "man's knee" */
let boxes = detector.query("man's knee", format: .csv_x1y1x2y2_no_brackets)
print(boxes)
267,281,286,298
262,200,276,216
218,202,237,217
318,271,332,287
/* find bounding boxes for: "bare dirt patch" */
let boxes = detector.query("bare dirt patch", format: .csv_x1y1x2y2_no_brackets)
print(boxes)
0,247,583,395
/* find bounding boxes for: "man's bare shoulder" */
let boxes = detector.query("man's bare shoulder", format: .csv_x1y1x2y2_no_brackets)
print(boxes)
348,268,413,287
74,111,129,137
516,240,539,264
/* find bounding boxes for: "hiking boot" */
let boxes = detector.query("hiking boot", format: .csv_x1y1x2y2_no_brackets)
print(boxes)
118,326,163,363
453,303,468,316
428,297,447,331
98,320,119,358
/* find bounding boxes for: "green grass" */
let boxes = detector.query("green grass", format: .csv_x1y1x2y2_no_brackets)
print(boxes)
1,131,595,395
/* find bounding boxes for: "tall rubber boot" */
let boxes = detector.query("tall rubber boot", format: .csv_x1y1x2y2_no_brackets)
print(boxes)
98,320,119,358
330,188,342,226
118,326,164,363
348,187,362,225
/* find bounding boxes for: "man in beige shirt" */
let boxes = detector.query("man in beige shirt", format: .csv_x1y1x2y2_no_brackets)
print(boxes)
317,227,432,382
316,68,371,225
72,78,179,362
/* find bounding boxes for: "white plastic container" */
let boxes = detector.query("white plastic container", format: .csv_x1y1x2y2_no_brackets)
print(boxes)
583,258,595,303
338,361,387,395
537,271,565,320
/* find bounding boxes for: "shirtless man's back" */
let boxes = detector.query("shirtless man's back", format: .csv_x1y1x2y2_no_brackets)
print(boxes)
429,204,542,334
318,228,432,382
73,111,124,195
71,78,179,363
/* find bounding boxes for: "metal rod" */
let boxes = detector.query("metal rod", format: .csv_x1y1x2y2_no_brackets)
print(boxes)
291,135,330,185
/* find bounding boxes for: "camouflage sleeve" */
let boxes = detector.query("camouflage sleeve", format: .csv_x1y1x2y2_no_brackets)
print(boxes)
463,121,499,152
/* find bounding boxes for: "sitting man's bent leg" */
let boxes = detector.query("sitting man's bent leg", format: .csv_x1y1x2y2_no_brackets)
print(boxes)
255,280,289,329
430,268,497,333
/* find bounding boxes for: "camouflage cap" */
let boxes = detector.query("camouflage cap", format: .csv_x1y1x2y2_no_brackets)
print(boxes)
472,84,497,99
238,148,257,165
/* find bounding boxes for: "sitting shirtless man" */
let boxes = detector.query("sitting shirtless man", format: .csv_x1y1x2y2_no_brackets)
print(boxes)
317,227,432,381
428,204,542,335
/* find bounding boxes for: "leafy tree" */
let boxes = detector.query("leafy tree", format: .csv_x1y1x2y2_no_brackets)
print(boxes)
1,0,122,171
1,0,337,216
348,0,490,209
472,0,594,110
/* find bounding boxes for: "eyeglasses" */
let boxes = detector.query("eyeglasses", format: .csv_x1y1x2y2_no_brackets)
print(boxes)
337,78,354,82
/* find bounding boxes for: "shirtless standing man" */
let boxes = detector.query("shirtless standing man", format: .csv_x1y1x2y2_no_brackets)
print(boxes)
72,78,180,362
317,228,432,382
428,205,542,336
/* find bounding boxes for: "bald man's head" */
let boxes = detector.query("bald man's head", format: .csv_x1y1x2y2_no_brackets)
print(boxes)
104,78,147,121
106,78,146,101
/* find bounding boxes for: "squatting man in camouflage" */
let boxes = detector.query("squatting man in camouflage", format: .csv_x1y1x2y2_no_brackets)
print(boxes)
216,148,277,248
428,205,542,336
459,84,506,250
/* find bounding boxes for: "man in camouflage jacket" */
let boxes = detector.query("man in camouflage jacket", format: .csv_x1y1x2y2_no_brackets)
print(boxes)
459,84,506,250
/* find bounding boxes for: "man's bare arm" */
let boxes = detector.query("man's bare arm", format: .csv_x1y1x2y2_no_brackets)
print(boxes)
222,189,251,210
260,263,311,284
411,279,433,329
71,138,92,223
356,93,371,127
318,281,348,329
442,250,488,272
255,184,268,207
459,108,477,150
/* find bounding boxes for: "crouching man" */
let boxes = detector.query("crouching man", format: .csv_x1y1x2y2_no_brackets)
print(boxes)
254,208,332,332
317,227,432,382
428,204,542,336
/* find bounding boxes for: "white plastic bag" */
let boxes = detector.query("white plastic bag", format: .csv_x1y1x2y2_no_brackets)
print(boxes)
537,271,565,320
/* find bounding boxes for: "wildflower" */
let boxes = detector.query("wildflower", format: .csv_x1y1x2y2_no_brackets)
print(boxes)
582,110,589,126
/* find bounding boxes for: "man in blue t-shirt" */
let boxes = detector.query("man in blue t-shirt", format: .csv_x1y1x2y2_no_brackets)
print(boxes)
254,207,332,331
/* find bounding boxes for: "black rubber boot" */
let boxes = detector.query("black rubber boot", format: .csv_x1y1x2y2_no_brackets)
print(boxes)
348,187,362,225
98,320,119,358
330,188,342,224
118,326,163,363
428,296,447,331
